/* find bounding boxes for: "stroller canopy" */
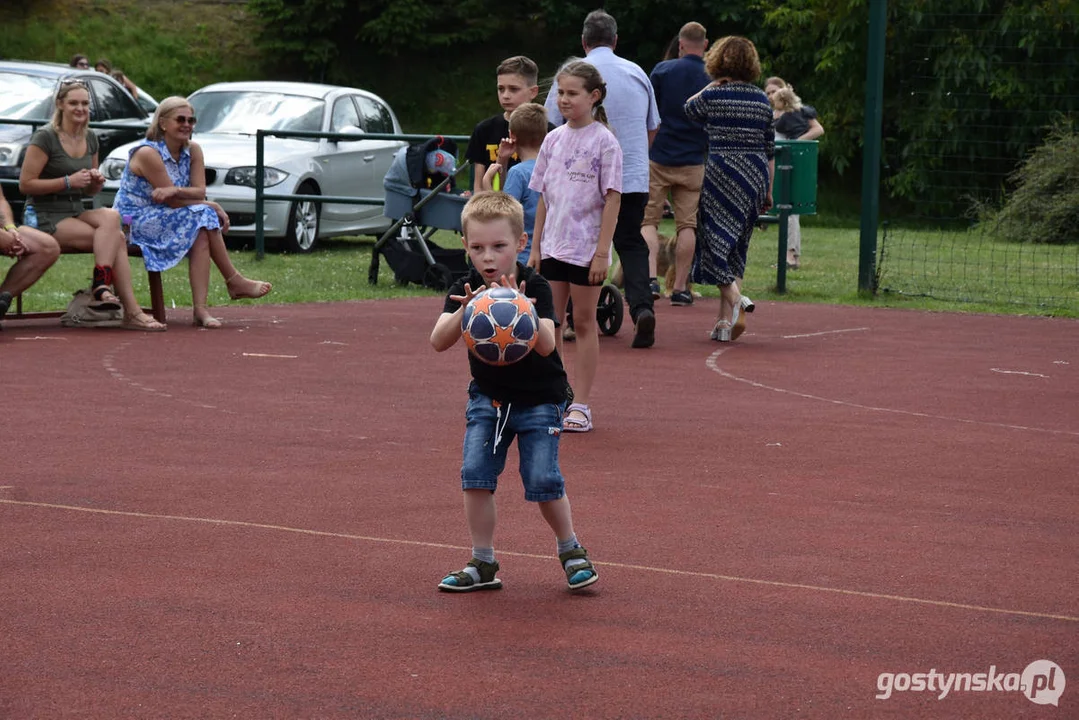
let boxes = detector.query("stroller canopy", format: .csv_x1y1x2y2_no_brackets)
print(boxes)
383,136,460,197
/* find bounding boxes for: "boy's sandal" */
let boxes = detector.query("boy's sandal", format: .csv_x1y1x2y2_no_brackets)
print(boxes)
563,403,593,433
558,547,599,590
438,558,502,593
120,312,167,332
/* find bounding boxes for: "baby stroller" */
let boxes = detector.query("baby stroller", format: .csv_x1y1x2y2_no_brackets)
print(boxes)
369,136,471,291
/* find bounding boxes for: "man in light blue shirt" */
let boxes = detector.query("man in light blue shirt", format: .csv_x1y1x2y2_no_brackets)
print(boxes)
545,9,661,349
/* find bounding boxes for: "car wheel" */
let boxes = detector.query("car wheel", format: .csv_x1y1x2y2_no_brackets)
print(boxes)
284,182,320,253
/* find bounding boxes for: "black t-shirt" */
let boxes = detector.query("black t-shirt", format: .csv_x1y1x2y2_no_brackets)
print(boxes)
775,105,817,140
466,115,514,169
465,114,557,170
442,264,568,406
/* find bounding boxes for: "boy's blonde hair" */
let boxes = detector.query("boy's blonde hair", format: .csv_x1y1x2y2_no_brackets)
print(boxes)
508,103,548,149
771,86,802,112
496,56,539,87
461,191,525,240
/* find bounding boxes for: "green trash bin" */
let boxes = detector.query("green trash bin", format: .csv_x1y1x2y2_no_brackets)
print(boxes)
770,139,818,216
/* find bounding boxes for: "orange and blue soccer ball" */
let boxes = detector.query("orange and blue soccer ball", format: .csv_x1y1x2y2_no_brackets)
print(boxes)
461,287,539,366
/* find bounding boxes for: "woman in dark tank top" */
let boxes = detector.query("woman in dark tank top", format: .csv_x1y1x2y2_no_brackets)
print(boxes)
19,80,165,331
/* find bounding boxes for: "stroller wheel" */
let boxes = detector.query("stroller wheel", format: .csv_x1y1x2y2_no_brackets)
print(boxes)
423,263,455,291
597,285,623,336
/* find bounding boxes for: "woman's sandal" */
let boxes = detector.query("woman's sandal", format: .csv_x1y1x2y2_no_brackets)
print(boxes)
89,285,121,311
193,306,222,329
558,547,599,590
563,402,593,433
438,559,502,592
731,303,746,341
225,272,272,300
710,319,732,342
120,312,166,332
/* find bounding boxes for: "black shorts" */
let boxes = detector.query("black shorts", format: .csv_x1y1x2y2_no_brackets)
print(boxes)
540,257,594,286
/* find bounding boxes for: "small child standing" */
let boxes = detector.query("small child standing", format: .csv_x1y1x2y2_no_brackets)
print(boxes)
429,191,598,593
528,60,622,434
465,56,542,191
480,103,548,265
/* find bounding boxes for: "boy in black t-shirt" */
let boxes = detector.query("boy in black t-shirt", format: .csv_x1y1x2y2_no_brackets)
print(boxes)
430,192,598,593
465,56,541,192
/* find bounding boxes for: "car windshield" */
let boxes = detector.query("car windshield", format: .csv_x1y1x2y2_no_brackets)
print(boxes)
0,72,55,120
188,91,324,136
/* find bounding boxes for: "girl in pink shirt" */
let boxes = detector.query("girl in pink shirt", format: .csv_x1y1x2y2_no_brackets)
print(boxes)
529,60,622,432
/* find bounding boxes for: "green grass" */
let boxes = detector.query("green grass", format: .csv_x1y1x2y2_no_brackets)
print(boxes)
11,220,1077,319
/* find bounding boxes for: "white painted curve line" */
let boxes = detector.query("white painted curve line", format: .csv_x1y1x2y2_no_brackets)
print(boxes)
706,349,1079,437
1,498,1075,623
15,336,68,341
242,352,298,359
782,326,870,339
991,368,1049,379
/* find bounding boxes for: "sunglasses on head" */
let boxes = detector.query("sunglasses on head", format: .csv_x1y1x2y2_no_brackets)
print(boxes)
173,115,197,125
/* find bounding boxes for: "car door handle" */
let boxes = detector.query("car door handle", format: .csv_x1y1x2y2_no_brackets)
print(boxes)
363,155,375,162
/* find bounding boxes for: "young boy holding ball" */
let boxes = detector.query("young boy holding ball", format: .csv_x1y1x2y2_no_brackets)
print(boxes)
429,191,598,593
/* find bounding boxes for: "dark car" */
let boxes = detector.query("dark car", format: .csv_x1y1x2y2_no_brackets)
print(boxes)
0,59,150,219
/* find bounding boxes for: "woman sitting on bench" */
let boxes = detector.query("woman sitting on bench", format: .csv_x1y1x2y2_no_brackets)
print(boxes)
0,185,61,326
18,80,165,331
113,96,271,329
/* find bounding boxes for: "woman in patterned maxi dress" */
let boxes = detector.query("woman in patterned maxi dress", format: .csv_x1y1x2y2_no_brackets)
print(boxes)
114,97,271,328
684,36,774,342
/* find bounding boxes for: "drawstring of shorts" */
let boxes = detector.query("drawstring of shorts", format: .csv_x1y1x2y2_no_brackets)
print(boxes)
493,401,512,455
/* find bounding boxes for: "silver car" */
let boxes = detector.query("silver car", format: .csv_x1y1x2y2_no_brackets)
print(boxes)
100,81,406,252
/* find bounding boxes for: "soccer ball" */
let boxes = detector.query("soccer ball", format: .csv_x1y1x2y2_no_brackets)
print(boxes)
461,287,539,366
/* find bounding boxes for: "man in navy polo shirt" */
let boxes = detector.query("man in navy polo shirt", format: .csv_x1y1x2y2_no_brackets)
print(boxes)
641,22,710,306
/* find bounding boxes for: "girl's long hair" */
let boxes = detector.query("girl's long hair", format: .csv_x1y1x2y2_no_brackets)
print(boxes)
556,59,610,127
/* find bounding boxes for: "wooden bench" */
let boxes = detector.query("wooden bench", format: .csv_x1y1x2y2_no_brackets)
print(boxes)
7,242,166,324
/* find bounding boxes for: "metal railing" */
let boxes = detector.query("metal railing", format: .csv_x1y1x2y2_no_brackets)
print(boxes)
253,129,468,259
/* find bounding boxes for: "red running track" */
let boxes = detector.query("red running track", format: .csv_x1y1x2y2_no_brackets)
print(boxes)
1,298,1076,718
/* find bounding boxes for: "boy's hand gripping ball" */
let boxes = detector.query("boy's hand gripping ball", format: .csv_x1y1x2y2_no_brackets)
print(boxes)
461,287,539,366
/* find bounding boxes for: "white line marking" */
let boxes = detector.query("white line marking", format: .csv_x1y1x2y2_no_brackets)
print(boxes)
1,498,1074,623
319,341,347,346
991,368,1049,378
242,352,298,359
782,327,869,339
15,336,68,341
706,349,1079,436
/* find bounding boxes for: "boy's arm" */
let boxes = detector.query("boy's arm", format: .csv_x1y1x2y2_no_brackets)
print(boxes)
480,163,502,192
430,281,482,351
430,310,465,352
534,318,556,356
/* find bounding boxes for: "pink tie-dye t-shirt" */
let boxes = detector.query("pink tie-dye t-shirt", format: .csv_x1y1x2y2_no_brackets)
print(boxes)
529,121,623,267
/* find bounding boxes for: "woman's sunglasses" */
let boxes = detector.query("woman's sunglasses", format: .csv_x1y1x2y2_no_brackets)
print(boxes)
173,115,197,125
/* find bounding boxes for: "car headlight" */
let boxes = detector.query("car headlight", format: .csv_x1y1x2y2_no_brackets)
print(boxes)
224,166,289,188
0,143,23,167
100,157,127,181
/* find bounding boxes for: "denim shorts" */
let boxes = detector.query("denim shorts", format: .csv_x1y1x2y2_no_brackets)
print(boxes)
461,386,567,502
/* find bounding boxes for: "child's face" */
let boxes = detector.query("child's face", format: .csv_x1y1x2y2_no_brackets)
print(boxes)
497,73,538,114
462,218,527,285
556,75,599,126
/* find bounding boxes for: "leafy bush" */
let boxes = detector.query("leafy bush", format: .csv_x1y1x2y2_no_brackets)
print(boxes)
983,125,1079,244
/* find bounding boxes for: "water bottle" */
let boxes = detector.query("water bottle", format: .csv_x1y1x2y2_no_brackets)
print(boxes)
22,203,38,229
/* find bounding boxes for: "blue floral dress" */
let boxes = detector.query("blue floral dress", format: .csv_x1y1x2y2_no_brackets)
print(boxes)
113,140,221,272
